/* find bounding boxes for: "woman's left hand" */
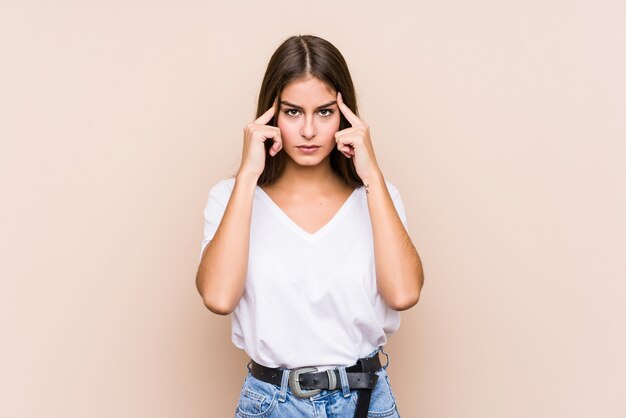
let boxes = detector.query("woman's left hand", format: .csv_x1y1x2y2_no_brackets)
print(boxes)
335,91,382,182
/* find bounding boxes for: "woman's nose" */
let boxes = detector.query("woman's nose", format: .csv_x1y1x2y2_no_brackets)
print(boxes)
300,115,316,138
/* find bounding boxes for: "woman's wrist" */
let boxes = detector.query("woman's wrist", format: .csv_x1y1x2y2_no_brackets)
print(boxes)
361,170,384,193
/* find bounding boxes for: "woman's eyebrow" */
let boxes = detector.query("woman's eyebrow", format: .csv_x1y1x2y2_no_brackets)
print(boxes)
279,100,337,110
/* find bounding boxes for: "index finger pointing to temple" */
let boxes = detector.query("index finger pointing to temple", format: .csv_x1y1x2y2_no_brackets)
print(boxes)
254,97,279,125
337,91,361,127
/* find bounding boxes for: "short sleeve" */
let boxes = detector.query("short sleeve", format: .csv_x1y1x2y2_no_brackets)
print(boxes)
199,178,234,261
385,180,408,231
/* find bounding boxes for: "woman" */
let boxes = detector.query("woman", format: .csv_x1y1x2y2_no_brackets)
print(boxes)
196,34,424,418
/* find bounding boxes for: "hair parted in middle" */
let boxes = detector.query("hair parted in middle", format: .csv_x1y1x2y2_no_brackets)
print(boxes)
234,34,364,189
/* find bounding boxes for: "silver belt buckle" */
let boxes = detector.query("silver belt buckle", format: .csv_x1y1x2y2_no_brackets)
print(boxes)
288,367,321,399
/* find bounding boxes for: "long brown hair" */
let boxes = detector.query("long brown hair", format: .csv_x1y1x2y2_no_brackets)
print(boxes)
234,34,363,189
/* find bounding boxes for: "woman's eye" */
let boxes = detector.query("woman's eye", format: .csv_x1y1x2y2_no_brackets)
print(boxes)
283,108,334,117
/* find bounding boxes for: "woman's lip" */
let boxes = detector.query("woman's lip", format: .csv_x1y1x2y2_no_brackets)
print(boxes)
297,145,320,154
297,146,320,148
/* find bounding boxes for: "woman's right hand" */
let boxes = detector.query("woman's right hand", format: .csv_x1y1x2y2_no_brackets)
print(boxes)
239,97,283,178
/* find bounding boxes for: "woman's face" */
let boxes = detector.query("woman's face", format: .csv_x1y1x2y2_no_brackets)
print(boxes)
277,76,340,167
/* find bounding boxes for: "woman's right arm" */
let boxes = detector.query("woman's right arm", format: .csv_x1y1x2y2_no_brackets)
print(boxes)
195,171,258,315
195,97,281,315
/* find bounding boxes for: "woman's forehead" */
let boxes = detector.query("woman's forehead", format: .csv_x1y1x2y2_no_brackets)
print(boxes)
280,77,336,106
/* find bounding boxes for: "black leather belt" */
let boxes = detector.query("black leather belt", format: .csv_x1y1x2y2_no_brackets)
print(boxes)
249,353,383,418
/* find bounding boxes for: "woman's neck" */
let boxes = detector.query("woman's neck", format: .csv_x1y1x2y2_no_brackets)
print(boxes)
273,159,344,194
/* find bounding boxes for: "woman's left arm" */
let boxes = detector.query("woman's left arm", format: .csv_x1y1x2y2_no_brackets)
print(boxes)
334,91,424,311
363,172,424,311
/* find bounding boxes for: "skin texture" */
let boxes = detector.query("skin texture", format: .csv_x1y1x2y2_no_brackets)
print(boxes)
276,76,341,173
196,75,424,314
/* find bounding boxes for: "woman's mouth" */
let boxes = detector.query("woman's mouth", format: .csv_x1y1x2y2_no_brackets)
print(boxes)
297,145,320,154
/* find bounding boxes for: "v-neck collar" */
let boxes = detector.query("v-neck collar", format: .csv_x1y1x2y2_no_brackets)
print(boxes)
256,185,361,242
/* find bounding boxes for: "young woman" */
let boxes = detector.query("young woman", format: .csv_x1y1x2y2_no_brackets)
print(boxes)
196,34,424,418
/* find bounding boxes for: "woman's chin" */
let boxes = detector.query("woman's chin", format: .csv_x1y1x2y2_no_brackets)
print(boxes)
284,151,332,167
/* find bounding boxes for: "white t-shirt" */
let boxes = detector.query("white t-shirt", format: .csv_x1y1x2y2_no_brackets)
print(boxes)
199,176,408,372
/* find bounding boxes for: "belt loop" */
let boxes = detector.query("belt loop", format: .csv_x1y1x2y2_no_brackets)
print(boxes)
278,368,290,402
379,345,390,369
338,366,351,398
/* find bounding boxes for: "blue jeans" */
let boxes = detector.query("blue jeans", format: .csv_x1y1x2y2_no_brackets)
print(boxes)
234,346,401,417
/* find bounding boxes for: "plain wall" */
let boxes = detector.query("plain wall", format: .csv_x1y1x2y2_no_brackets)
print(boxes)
1,0,625,417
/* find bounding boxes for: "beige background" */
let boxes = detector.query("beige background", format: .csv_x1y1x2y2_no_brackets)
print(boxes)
2,0,625,417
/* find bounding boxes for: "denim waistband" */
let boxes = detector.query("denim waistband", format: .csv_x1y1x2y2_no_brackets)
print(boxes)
247,345,392,403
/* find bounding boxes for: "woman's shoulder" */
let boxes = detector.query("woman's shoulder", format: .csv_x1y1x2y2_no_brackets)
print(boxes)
384,179,402,196
206,176,237,202
209,175,236,192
